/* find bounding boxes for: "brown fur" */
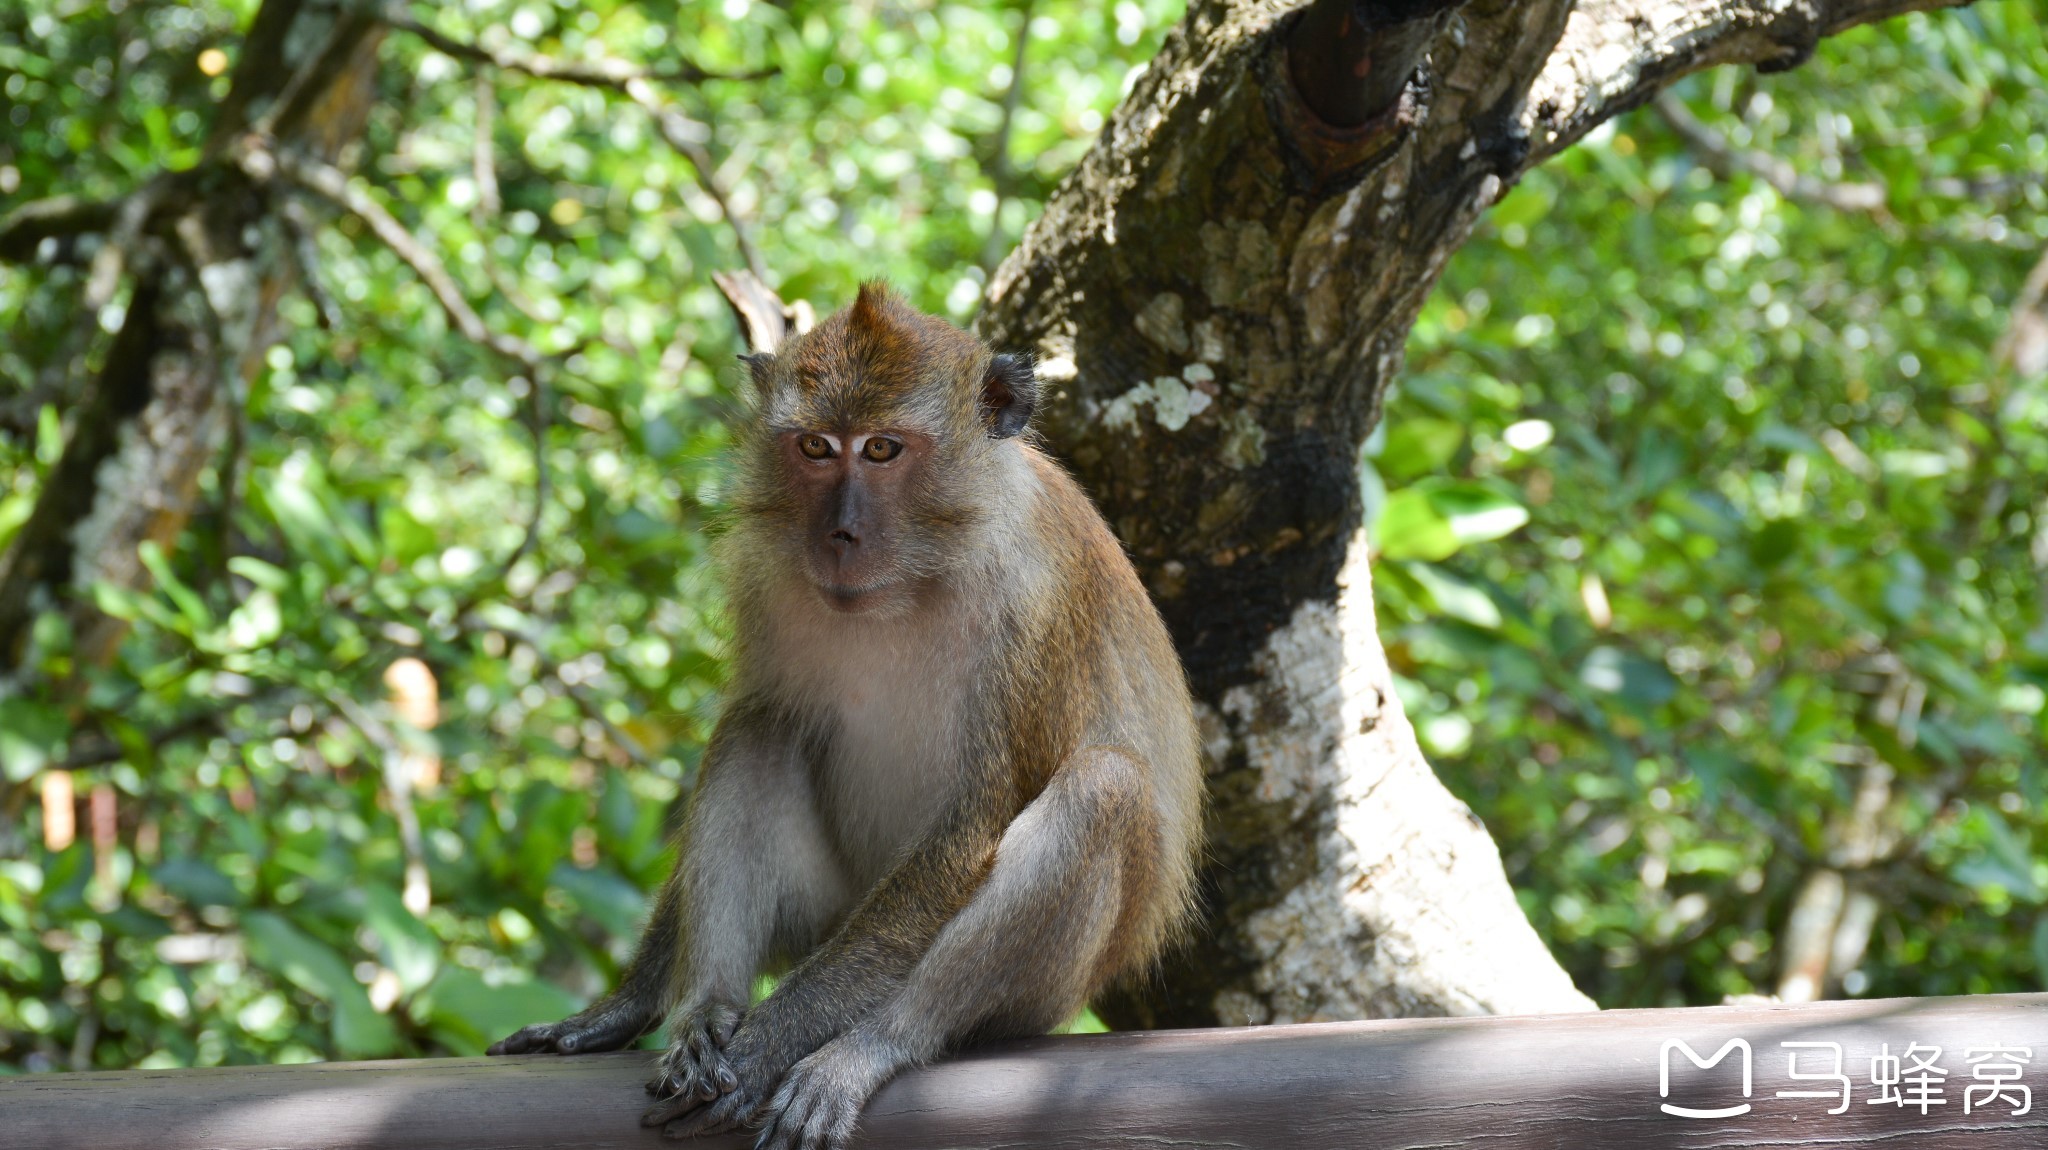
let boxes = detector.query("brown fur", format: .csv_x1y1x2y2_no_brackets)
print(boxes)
491,285,1202,1150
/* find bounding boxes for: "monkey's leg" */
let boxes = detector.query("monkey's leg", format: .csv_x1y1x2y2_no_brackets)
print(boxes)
750,746,1150,1150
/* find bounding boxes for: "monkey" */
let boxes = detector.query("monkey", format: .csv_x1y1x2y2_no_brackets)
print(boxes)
489,282,1203,1150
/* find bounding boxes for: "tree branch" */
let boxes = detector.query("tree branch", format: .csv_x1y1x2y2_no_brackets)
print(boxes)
368,3,770,87
1993,241,2048,378
203,0,310,153
242,144,551,617
0,275,165,665
325,688,434,914
620,78,769,282
459,615,650,765
1529,0,1976,163
258,10,384,144
977,0,1977,1027
0,196,120,264
368,4,770,281
977,0,1034,273
1653,91,1890,214
243,145,543,367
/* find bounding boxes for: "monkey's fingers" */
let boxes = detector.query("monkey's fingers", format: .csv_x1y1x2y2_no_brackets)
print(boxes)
492,1008,646,1057
486,1023,562,1056
656,1090,754,1139
755,1056,863,1150
642,1089,710,1128
682,1033,740,1094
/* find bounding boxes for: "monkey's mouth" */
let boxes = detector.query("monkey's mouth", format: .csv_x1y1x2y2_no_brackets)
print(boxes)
817,580,898,613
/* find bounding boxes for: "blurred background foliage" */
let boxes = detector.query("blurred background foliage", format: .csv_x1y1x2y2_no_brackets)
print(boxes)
0,0,2042,1072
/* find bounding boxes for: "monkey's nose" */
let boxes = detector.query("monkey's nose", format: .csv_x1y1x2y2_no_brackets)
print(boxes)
828,529,858,556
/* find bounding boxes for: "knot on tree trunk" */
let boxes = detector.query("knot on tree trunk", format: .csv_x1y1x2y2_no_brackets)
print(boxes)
1269,0,1467,189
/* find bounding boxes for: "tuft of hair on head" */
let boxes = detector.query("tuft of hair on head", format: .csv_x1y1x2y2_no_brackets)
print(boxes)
848,280,904,333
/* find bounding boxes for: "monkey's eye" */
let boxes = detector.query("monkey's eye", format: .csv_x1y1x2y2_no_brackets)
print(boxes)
798,434,835,460
861,437,903,463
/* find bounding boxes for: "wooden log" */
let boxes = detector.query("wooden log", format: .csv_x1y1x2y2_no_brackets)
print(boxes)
7,993,2048,1148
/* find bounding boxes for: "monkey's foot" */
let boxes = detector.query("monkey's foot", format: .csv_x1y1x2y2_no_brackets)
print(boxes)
488,1004,648,1056
752,1034,896,1150
642,1001,745,1111
647,1084,759,1140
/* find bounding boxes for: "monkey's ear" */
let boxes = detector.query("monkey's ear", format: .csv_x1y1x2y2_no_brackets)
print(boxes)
738,352,776,394
981,353,1037,439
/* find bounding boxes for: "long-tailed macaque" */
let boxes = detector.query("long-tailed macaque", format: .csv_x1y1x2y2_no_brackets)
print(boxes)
490,283,1203,1150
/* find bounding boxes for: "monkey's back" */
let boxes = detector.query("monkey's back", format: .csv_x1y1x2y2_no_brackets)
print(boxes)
1006,445,1204,976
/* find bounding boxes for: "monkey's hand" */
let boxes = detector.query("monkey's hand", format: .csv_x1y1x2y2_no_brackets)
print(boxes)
487,994,656,1056
753,1032,898,1150
640,1000,745,1112
643,1010,788,1139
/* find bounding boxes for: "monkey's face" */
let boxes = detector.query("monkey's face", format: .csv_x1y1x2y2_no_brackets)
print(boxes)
724,283,1040,619
778,425,940,614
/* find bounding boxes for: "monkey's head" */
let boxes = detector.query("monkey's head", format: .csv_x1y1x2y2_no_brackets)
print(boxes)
725,282,1039,617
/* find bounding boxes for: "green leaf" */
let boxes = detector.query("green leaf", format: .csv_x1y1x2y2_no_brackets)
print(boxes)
550,862,648,940
1404,562,1503,628
152,859,243,907
361,886,441,995
1880,449,1953,478
1375,417,1464,480
0,698,67,782
0,493,32,552
222,589,283,650
1423,481,1531,545
1953,811,2042,904
1055,1007,1110,1034
379,504,438,565
1750,519,1804,570
242,911,399,1058
137,540,211,629
253,463,348,571
1579,646,1678,706
1374,489,1459,561
226,556,292,592
1489,176,1555,229
413,966,580,1056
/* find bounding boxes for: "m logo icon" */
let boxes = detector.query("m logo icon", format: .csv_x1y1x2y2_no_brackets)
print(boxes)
1660,1038,1754,1118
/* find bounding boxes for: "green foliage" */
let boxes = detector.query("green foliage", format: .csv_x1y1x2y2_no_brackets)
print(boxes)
1376,4,2048,1007
0,0,1176,1071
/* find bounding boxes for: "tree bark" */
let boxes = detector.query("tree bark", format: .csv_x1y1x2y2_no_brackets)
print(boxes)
978,0,1972,1027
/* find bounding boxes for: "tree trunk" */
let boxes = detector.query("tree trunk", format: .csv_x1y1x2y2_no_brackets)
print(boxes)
979,0,1970,1026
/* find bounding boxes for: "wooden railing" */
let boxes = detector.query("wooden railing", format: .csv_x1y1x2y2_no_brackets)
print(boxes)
7,993,2048,1148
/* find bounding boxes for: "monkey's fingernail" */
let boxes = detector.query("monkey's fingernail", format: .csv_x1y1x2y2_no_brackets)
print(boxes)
718,1067,738,1092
